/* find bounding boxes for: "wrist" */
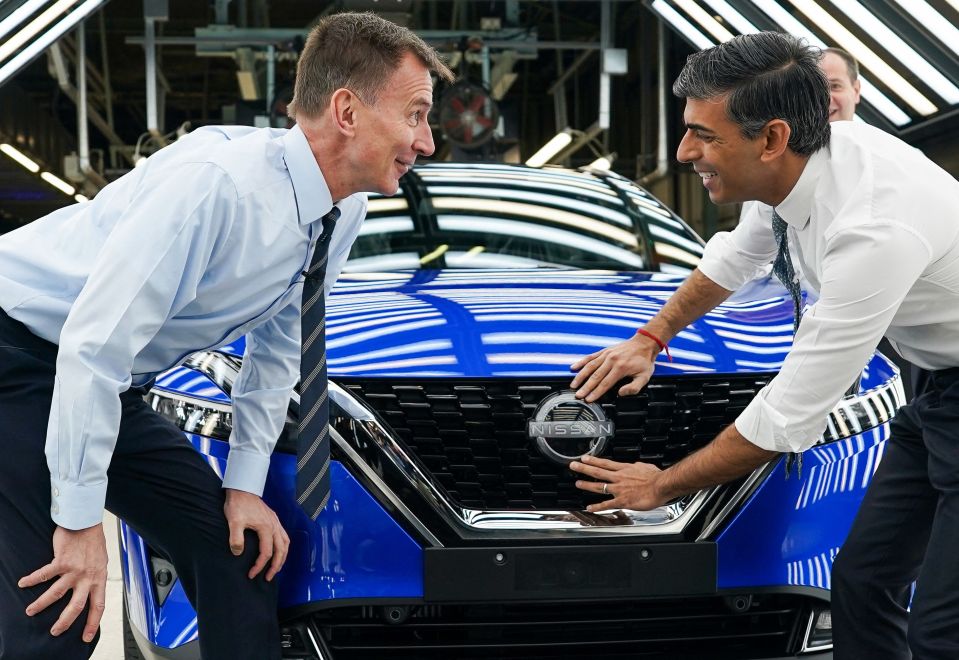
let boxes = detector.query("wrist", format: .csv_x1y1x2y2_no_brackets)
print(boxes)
634,327,671,362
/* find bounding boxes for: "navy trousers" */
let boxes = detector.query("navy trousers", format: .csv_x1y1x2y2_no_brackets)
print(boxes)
833,367,959,659
0,309,280,659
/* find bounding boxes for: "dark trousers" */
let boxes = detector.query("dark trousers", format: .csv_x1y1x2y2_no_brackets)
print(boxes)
0,309,280,659
833,367,959,659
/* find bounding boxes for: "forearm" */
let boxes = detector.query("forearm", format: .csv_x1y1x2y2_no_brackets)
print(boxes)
644,269,733,342
657,423,779,501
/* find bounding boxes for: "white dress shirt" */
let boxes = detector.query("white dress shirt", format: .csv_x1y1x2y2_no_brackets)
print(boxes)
0,124,367,529
698,121,959,453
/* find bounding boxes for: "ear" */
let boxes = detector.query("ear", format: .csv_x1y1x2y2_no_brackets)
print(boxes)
329,88,358,137
852,79,861,105
758,119,792,163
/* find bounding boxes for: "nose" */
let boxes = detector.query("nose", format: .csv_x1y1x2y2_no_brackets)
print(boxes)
413,120,435,157
676,129,699,164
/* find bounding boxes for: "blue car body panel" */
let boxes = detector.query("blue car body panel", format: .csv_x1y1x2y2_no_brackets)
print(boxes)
126,268,897,651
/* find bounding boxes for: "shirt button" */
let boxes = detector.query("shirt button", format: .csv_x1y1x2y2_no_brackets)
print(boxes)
53,488,59,497
51,503,59,515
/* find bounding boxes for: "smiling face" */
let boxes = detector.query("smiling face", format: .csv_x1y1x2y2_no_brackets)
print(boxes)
821,52,860,122
350,52,436,195
676,97,770,205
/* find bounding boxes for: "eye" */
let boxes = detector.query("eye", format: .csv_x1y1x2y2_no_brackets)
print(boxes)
409,111,422,126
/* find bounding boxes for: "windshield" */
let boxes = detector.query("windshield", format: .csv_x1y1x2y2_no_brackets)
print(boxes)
344,164,704,273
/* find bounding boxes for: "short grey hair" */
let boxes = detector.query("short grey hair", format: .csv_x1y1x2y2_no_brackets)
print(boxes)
288,12,454,120
673,32,830,156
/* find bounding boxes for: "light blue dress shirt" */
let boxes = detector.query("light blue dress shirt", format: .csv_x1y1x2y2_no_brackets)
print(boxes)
0,124,367,530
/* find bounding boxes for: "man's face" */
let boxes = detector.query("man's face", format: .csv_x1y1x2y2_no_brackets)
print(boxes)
676,97,766,205
821,52,860,122
351,52,435,195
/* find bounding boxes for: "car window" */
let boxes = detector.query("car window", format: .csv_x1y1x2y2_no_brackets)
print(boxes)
344,164,703,273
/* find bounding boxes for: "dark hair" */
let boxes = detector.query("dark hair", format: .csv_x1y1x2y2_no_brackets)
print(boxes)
672,32,830,156
288,12,455,120
822,47,859,82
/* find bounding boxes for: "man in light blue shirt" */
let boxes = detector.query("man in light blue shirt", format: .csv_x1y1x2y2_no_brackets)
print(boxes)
0,12,452,659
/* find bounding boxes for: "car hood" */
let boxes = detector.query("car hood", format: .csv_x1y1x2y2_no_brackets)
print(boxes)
321,269,795,379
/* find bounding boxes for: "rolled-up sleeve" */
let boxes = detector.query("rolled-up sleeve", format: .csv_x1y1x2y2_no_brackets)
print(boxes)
223,299,300,495
736,222,931,453
698,202,778,291
48,163,236,530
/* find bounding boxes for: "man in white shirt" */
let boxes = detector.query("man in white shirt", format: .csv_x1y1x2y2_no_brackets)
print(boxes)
569,32,959,659
821,47,860,122
0,12,452,660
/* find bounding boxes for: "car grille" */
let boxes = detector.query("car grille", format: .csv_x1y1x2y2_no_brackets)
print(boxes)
340,376,772,510
307,594,807,659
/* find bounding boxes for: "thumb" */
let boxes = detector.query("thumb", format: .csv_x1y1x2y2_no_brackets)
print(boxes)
618,375,648,397
228,521,245,556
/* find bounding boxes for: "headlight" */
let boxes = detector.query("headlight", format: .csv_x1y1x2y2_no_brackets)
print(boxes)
820,372,905,444
148,391,233,440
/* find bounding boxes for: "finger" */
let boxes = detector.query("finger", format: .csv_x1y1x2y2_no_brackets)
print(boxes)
25,576,71,617
579,455,630,471
575,359,613,400
574,479,610,494
266,527,289,582
228,521,245,557
18,563,56,589
51,587,88,636
570,350,601,375
570,353,602,388
586,497,622,513
248,528,273,580
584,366,628,403
82,580,106,643
568,460,615,480
618,373,650,397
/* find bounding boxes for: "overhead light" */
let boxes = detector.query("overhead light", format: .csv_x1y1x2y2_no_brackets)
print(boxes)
650,0,715,50
588,156,613,171
0,0,80,64
751,0,912,126
786,0,937,115
675,0,735,42
0,0,49,42
825,0,959,103
0,143,40,172
525,129,574,168
75,193,89,203
0,0,106,87
41,171,76,196
888,0,959,61
702,0,760,35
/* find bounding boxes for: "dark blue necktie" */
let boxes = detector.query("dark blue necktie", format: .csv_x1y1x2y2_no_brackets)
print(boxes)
772,209,804,477
296,207,339,520
772,210,802,334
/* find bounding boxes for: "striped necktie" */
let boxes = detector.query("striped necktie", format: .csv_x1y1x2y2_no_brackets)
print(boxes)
297,207,340,519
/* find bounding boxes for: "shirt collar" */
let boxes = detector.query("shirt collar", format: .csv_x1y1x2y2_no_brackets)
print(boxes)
281,124,335,225
774,146,828,230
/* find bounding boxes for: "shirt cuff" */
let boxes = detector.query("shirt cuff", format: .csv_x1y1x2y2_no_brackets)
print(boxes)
50,478,107,530
734,387,825,453
222,448,271,496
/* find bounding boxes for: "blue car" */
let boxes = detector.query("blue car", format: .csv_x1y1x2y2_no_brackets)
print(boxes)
120,163,903,659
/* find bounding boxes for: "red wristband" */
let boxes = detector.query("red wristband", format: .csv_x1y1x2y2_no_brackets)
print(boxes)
636,328,672,362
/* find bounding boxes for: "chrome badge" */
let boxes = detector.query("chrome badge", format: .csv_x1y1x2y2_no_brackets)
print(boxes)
528,391,614,465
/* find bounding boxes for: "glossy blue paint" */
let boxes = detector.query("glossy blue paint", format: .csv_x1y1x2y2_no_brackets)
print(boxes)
119,520,198,648
715,422,893,591
325,269,801,378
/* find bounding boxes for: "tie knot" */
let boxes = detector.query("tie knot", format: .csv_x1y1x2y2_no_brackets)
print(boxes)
771,209,788,242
